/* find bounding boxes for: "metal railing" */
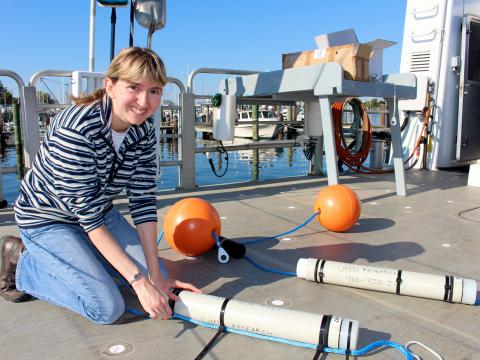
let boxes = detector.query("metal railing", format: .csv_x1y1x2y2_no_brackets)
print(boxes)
1,67,316,194
175,67,307,189
0,70,27,203
157,78,185,172
187,68,259,94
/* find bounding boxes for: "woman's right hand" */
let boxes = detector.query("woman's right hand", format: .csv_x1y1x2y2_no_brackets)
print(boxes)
132,276,172,320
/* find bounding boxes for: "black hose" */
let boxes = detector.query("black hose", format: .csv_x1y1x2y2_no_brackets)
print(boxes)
208,141,229,177
303,137,316,160
400,112,410,132
211,94,222,108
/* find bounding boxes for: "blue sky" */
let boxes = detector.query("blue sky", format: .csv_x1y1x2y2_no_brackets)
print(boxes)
1,0,407,100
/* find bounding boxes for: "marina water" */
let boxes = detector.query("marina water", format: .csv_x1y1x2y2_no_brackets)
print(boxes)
1,112,386,204
1,139,312,204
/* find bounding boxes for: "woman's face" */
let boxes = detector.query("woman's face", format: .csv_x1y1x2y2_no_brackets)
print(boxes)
105,76,163,131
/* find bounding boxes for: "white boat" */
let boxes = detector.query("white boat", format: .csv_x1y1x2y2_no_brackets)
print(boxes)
195,110,282,139
235,110,280,139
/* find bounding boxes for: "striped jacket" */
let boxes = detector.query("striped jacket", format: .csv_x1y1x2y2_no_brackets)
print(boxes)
15,97,158,232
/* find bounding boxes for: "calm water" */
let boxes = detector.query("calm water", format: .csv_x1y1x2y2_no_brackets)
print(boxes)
1,140,312,203
1,111,385,203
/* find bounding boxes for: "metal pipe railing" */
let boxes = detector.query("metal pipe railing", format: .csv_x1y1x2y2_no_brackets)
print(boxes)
187,68,259,94
27,71,188,186
159,160,181,167
196,139,302,153
29,70,73,87
0,70,25,88
197,120,305,126
167,77,186,94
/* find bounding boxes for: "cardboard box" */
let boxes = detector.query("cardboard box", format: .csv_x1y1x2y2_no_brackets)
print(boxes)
282,43,372,81
315,28,358,49
366,39,396,80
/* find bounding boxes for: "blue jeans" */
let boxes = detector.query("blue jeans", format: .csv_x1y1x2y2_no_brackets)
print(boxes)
16,207,151,324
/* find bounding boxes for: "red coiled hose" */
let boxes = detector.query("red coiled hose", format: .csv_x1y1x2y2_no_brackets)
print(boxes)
332,97,372,169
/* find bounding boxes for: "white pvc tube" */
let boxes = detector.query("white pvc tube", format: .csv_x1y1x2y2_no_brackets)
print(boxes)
173,291,359,350
297,258,477,305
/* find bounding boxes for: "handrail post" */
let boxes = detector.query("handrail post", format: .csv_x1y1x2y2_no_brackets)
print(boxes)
178,92,195,189
12,103,24,178
21,86,40,169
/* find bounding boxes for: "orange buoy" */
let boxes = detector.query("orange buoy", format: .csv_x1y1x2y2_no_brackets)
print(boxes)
313,185,361,232
163,198,221,256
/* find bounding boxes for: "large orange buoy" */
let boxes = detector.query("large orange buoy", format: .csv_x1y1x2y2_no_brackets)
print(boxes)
163,198,221,256
313,185,361,232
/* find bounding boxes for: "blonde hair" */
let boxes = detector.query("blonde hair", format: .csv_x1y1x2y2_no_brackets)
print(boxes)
72,47,167,105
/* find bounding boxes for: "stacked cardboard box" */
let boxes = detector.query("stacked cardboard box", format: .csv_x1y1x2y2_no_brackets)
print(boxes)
282,28,394,82
282,44,372,81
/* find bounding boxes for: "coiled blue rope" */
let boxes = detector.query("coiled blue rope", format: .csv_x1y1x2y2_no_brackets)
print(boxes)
242,211,320,245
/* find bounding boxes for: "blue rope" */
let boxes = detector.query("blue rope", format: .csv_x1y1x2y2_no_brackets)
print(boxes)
126,307,149,317
242,211,320,245
244,255,296,277
212,230,221,249
239,212,321,276
349,340,413,359
125,309,413,358
157,229,164,246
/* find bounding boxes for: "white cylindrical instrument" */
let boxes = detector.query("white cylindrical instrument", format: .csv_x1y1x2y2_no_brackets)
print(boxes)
173,290,359,351
213,94,236,141
304,100,323,137
297,258,477,305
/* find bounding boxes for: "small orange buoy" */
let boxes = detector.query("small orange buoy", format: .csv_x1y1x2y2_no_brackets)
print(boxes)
313,185,361,232
163,198,221,256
